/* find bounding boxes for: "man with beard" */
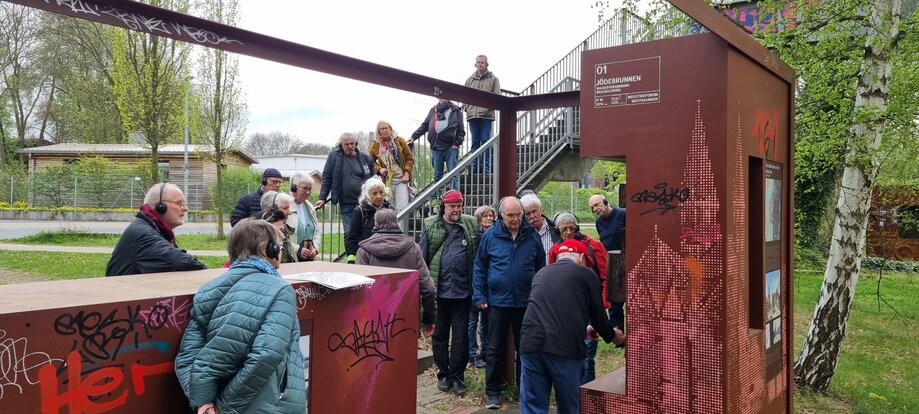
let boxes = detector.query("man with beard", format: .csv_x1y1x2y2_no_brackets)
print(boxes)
420,190,480,397
316,132,374,233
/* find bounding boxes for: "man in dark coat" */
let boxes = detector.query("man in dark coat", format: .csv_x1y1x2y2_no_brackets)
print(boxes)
230,168,283,226
409,98,465,191
588,194,627,337
519,239,624,414
106,183,207,276
316,132,375,234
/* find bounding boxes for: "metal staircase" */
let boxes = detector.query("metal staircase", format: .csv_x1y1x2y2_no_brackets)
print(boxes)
320,9,704,257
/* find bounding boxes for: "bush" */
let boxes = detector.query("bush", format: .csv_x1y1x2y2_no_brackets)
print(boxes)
861,256,919,273
75,156,133,208
33,163,76,208
210,166,261,214
0,162,29,205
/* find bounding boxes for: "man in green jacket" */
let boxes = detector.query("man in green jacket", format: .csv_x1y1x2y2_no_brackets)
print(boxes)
420,190,480,397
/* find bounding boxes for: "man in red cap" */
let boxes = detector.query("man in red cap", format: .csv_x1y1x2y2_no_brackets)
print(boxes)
420,189,480,397
519,238,624,414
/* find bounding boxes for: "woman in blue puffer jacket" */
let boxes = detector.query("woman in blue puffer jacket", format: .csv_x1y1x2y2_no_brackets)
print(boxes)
176,218,306,414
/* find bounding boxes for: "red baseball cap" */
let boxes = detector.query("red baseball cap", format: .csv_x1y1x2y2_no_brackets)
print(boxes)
558,239,587,255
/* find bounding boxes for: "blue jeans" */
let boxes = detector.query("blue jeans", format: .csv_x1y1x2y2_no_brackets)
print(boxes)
468,118,493,170
431,147,458,190
582,339,597,384
339,202,356,235
468,306,489,359
520,352,583,414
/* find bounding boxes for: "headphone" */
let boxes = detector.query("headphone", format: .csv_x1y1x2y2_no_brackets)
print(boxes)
601,196,609,206
553,211,580,234
271,192,279,211
290,181,298,193
155,183,168,214
262,222,280,260
261,175,268,186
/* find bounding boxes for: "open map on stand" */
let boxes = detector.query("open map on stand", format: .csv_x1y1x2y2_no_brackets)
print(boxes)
283,272,375,290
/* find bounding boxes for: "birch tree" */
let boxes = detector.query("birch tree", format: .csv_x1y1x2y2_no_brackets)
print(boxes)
195,0,247,236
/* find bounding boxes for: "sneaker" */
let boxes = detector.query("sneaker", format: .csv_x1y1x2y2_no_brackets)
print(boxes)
485,395,501,409
450,379,466,397
474,358,486,369
436,377,450,392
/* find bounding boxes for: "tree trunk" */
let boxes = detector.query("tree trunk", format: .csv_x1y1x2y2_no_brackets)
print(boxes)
794,0,901,392
215,161,225,237
150,144,160,184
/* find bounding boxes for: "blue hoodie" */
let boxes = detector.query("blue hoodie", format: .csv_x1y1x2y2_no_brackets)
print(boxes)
472,218,546,308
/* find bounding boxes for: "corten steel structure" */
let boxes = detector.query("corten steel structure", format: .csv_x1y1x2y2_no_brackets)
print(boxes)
0,262,421,413
578,1,795,414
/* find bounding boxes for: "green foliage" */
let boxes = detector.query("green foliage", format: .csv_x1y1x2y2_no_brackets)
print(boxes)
74,156,131,208
860,256,919,273
0,162,29,204
536,183,617,223
110,1,191,183
0,250,227,280
210,166,260,214
32,163,75,208
793,270,918,412
589,160,627,191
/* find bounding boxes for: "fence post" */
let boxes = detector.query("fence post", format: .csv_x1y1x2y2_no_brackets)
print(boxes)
73,175,78,213
9,175,13,206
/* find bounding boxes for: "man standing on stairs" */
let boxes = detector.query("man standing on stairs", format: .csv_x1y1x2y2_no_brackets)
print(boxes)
420,190,480,397
464,54,501,173
410,98,465,192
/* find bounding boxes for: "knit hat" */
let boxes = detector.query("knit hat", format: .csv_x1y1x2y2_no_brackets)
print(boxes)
442,190,464,204
262,168,282,179
558,239,587,255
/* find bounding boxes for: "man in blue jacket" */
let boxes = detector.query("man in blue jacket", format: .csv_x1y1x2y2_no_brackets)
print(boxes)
473,196,546,410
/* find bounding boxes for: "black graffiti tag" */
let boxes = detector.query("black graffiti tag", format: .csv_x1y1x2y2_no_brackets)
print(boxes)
53,305,167,362
327,310,414,370
631,182,690,215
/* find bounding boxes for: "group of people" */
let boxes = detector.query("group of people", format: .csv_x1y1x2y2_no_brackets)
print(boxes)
98,53,628,413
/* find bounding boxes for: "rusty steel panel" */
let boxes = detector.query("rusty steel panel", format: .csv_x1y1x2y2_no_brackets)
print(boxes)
578,30,794,414
0,262,419,413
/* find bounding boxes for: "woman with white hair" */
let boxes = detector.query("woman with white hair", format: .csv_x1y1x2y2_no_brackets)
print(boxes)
344,176,393,260
259,191,298,263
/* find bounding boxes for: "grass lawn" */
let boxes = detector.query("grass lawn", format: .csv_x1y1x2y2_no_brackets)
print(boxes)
793,269,918,413
0,250,228,280
2,231,230,251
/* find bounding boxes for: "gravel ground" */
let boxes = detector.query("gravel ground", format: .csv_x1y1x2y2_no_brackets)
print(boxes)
0,268,50,285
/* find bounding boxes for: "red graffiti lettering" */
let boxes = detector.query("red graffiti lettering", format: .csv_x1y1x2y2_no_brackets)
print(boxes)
752,108,779,159
38,351,174,413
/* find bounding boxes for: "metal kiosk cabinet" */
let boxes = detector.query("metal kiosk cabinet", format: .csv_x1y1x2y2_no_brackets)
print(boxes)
578,30,795,414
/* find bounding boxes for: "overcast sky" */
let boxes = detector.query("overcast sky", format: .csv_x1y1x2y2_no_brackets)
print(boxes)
232,0,608,146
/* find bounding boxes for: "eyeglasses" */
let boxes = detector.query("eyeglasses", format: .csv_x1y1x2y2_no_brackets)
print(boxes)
164,199,187,209
267,178,283,185
299,186,313,192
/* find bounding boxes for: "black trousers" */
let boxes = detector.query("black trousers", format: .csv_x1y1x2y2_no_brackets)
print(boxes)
432,297,471,382
484,306,526,397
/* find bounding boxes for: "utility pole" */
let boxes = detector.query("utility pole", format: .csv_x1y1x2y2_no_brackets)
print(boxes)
183,79,190,197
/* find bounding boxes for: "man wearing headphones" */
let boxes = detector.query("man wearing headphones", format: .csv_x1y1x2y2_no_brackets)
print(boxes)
106,183,207,276
463,54,501,173
588,194,627,342
230,168,284,226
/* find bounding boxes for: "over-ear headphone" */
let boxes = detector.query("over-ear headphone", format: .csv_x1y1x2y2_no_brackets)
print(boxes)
290,181,298,193
602,196,609,206
263,222,280,260
271,192,279,211
155,183,168,214
553,211,580,233
261,176,268,186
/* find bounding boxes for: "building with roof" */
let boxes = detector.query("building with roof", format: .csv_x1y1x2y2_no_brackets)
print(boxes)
17,143,258,210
